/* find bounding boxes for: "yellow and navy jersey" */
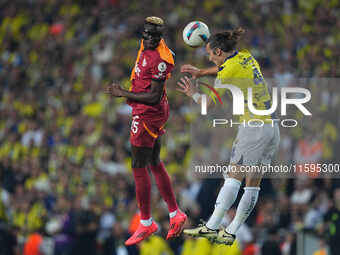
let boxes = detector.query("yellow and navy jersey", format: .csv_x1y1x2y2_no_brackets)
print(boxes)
212,49,273,122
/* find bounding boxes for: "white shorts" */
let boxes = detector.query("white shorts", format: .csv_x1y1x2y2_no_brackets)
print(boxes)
230,123,280,166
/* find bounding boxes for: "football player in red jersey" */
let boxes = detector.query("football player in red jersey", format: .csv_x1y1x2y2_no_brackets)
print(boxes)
105,17,187,246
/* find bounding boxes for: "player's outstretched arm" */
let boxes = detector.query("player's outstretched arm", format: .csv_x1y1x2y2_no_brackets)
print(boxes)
181,64,218,79
177,76,214,107
105,80,164,105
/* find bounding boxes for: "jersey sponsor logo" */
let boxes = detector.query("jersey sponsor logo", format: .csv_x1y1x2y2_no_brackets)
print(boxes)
158,62,167,72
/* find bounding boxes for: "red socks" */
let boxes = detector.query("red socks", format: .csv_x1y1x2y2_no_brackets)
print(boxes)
132,167,151,220
132,162,178,220
150,162,178,212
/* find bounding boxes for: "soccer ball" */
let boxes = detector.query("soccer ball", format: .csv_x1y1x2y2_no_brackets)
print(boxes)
183,21,210,47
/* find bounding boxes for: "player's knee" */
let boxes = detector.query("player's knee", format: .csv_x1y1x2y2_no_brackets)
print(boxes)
228,165,244,182
245,177,262,187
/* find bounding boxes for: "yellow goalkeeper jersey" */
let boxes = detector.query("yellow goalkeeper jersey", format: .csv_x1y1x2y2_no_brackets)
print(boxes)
213,49,274,123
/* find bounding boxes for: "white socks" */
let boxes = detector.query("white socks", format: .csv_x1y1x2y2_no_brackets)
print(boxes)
206,178,241,230
226,187,260,235
141,210,177,227
140,218,153,226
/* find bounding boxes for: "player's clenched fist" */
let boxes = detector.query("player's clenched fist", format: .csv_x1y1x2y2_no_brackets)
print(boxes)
105,83,123,97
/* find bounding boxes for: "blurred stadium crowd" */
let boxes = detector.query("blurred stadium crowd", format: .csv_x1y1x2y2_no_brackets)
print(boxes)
0,0,340,254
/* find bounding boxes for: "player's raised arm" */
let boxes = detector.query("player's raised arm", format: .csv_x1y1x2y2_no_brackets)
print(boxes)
105,80,164,105
180,64,218,79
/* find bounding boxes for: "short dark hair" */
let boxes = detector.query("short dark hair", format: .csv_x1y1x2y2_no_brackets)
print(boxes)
208,27,245,52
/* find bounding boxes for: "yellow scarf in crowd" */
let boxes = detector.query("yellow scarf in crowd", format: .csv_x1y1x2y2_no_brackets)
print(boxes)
130,39,174,80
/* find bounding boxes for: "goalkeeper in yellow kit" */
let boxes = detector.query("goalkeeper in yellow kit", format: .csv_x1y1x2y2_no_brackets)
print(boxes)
177,28,280,245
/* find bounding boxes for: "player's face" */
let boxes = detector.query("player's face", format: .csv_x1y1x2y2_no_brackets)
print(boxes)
143,26,161,49
143,34,161,49
206,43,224,66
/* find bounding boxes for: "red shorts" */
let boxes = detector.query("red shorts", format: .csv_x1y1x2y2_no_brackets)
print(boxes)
130,114,168,148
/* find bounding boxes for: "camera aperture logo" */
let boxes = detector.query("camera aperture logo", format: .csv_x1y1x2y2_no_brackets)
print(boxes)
199,83,312,128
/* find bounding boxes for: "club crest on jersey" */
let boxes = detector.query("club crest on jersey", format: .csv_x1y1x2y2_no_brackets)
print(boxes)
142,58,147,67
158,62,167,72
